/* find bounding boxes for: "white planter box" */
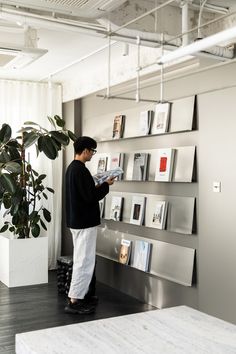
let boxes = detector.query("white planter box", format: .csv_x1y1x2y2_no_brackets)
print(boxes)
0,234,48,287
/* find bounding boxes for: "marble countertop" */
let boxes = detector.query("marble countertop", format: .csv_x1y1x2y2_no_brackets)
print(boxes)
16,305,236,354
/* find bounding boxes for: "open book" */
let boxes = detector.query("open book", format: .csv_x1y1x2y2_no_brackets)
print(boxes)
93,166,124,185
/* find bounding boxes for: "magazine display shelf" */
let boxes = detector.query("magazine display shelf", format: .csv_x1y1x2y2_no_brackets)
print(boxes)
104,191,195,235
84,93,197,291
89,145,196,183
96,128,195,143
87,95,196,143
96,229,195,287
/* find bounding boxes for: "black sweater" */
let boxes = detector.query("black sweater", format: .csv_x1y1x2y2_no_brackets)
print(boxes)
65,160,109,229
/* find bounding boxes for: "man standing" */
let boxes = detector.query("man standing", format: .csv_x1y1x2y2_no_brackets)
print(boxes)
65,136,114,314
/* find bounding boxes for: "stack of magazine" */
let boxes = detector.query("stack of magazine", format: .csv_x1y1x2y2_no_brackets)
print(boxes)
93,166,124,185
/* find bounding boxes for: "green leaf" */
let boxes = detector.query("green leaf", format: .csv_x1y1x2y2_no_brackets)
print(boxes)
0,174,17,194
4,161,22,174
23,121,39,126
68,130,77,142
0,151,10,163
40,219,47,231
54,115,65,128
3,197,12,209
43,208,51,222
29,210,38,220
37,174,46,182
11,203,19,215
8,146,21,161
31,224,40,237
6,140,19,148
37,136,44,152
23,131,39,148
32,169,39,177
0,124,11,144
50,131,70,145
47,116,56,129
46,187,54,193
0,224,8,233
42,192,48,200
17,127,36,133
51,137,61,151
38,136,58,160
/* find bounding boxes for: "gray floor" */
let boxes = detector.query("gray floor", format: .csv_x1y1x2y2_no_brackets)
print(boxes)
0,271,154,354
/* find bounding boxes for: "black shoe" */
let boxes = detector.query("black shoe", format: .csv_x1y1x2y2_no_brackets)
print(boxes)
84,295,99,306
64,300,95,315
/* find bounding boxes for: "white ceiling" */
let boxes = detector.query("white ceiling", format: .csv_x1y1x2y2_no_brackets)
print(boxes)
0,0,235,84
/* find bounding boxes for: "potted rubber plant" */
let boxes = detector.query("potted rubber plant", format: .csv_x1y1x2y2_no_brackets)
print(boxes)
0,115,76,287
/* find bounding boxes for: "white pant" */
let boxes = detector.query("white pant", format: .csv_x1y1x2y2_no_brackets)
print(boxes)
68,226,97,300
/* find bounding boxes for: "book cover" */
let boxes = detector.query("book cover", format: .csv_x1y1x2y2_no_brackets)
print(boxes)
112,114,125,139
109,152,124,180
151,201,168,229
139,110,153,136
97,156,107,174
118,239,132,265
155,148,175,182
132,153,149,181
132,240,152,272
110,196,123,221
130,195,146,225
93,166,124,185
152,102,171,134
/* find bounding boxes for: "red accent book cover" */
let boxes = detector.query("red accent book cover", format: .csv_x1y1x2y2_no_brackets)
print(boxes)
159,157,167,172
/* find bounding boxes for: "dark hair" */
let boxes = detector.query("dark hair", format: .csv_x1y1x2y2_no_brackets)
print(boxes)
73,136,97,154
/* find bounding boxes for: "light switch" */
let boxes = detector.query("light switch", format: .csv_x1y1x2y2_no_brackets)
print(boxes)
213,181,221,193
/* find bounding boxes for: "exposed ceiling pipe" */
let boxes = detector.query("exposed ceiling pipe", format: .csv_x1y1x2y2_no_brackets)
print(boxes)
181,1,190,46
0,5,176,48
198,0,208,38
0,1,233,79
0,3,233,60
99,18,234,62
0,9,107,35
191,1,229,15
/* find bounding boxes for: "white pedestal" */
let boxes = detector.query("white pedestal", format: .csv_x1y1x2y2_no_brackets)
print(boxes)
0,234,48,287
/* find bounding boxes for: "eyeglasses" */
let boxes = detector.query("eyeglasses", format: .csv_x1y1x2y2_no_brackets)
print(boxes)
89,148,97,155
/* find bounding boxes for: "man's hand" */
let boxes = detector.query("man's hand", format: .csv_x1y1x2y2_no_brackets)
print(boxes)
106,177,116,185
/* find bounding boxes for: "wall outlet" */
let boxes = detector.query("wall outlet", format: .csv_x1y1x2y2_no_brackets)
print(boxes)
213,181,221,193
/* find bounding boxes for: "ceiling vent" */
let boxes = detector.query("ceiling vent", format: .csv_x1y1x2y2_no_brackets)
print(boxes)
0,44,48,69
1,0,127,18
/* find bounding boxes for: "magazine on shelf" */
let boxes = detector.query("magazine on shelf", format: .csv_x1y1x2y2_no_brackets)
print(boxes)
130,195,146,225
108,153,124,180
132,153,149,181
93,166,124,185
110,196,123,221
97,156,107,174
152,102,171,134
132,240,152,272
139,110,153,136
112,114,125,139
118,239,132,265
151,201,168,229
99,198,105,218
155,148,175,182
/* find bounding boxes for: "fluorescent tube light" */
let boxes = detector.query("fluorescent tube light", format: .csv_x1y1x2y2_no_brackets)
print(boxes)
158,25,236,65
